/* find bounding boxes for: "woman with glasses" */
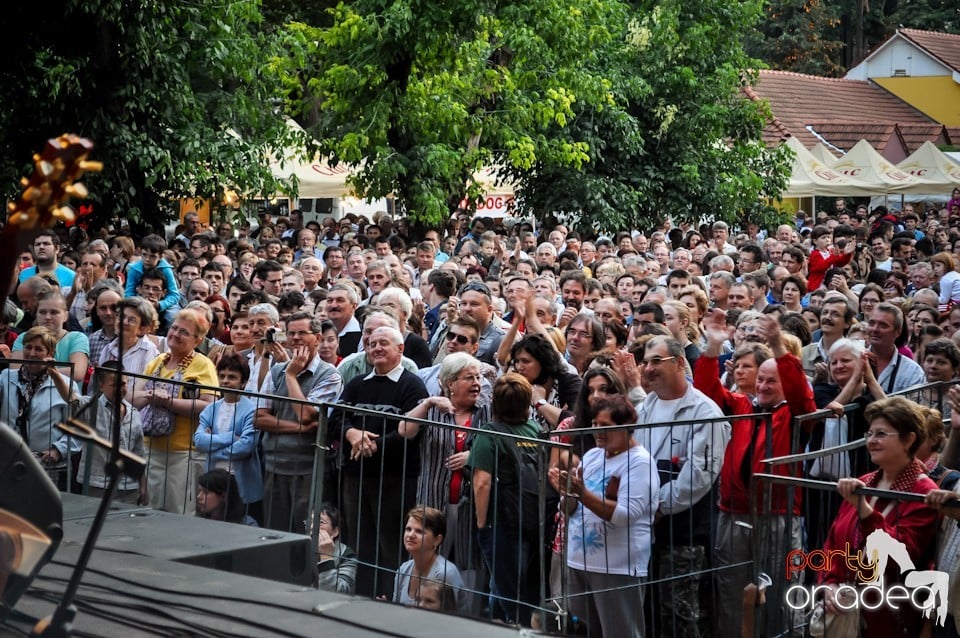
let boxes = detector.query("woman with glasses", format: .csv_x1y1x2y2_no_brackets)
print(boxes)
98,296,160,390
550,395,658,638
400,352,490,585
817,397,938,638
133,308,218,515
857,283,883,321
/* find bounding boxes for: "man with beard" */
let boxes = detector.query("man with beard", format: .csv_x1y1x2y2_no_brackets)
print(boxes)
19,231,75,292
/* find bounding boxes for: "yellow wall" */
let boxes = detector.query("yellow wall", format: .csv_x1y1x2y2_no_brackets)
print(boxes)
873,76,960,126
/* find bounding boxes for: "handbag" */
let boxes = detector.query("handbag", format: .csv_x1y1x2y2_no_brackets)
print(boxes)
810,415,851,481
808,587,859,637
139,355,191,437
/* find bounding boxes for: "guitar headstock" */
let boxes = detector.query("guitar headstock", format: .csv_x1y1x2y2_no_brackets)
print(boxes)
7,134,102,231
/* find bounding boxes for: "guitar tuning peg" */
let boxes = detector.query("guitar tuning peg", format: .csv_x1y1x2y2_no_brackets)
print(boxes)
78,160,103,173
54,206,76,223
65,183,88,199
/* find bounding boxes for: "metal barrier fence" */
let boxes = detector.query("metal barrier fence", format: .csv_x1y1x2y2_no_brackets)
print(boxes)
23,355,959,636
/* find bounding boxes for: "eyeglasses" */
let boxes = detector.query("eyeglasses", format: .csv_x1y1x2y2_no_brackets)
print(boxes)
286,330,317,338
168,325,197,338
445,332,470,345
864,430,897,441
566,329,592,340
639,355,678,367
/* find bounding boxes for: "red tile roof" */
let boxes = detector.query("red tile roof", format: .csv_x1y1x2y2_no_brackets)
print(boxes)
896,124,950,153
946,127,960,146
898,28,960,74
746,70,943,154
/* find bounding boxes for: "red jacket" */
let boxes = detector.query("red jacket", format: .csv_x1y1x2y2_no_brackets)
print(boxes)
807,248,853,291
819,469,938,638
693,353,815,515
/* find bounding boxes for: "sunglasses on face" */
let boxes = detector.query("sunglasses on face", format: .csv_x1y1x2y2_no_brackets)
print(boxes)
445,332,470,345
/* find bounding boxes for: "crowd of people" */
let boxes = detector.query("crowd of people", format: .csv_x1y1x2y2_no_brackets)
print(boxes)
8,191,960,636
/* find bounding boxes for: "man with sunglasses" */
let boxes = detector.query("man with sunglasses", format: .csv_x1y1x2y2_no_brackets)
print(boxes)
634,334,728,638
453,282,504,367
417,318,491,399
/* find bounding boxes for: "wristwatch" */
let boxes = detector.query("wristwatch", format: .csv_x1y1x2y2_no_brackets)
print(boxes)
534,399,548,410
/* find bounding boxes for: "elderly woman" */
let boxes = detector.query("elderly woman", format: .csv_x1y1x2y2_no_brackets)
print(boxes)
400,352,489,569
818,397,939,638
393,505,467,612
133,308,218,515
511,334,582,430
14,289,89,385
726,342,772,397
550,396,658,638
99,296,160,389
0,326,80,479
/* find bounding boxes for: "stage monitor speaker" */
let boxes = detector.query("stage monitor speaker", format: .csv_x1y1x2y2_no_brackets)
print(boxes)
62,502,312,586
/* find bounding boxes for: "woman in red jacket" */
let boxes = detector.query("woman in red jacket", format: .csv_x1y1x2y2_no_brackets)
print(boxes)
818,396,939,637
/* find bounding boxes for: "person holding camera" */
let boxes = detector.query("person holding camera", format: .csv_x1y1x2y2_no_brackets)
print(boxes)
243,303,289,394
254,311,342,533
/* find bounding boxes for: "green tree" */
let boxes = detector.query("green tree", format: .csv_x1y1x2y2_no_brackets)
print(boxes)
745,0,844,76
280,0,790,231
507,0,793,233
0,0,296,226
278,0,630,227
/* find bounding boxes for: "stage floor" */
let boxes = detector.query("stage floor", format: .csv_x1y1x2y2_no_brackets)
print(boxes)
4,496,522,638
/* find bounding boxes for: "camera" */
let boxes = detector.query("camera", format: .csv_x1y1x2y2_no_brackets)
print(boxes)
263,327,287,344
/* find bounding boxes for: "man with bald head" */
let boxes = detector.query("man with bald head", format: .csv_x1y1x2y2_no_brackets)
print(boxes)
331,325,429,597
694,311,815,635
299,257,323,292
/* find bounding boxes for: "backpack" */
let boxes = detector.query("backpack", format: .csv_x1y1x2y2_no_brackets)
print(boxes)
484,421,559,547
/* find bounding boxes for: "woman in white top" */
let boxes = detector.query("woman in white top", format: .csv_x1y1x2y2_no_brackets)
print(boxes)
933,252,960,313
551,396,659,638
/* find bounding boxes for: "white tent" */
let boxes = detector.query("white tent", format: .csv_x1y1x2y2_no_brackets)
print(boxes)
830,139,927,194
781,137,876,198
896,141,960,190
809,143,839,165
268,119,355,199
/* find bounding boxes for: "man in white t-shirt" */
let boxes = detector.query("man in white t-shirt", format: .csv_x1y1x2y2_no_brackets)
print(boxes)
635,335,729,638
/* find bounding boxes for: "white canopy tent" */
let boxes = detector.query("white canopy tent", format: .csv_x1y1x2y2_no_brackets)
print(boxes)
268,120,355,199
780,137,876,198
896,141,960,190
809,143,839,165
830,140,928,194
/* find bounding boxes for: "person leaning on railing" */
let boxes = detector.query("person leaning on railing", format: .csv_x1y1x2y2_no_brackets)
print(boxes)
694,309,816,635
0,326,80,478
467,372,540,626
132,308,217,515
820,397,939,638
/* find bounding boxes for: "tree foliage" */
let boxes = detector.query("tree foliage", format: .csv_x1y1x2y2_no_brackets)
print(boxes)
750,0,960,75
745,0,844,76
0,0,296,225
508,0,792,233
279,0,790,232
